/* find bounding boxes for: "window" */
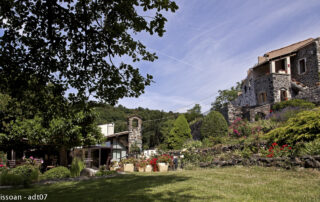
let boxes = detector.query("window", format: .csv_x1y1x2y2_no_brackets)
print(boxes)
258,92,267,104
275,59,286,73
298,58,306,74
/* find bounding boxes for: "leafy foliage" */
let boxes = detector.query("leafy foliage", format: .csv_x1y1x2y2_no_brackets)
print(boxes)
272,99,315,111
0,0,178,104
165,115,192,150
70,158,85,177
211,82,241,111
201,111,228,139
300,139,320,156
185,104,203,123
5,164,39,187
267,108,320,145
42,166,71,180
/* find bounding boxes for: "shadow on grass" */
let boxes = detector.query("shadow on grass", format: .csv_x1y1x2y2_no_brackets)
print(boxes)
1,173,224,201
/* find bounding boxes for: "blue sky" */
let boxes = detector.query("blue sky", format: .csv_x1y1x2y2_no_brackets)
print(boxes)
2,0,320,113
118,0,320,113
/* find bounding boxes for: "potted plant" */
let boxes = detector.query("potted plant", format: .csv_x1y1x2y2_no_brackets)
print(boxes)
136,159,148,172
157,154,173,172
121,158,136,172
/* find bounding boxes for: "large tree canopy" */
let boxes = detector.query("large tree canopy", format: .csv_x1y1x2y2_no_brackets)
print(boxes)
0,0,178,104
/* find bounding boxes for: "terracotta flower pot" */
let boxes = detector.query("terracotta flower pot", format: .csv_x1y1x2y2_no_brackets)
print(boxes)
124,163,134,172
145,165,152,172
158,163,168,172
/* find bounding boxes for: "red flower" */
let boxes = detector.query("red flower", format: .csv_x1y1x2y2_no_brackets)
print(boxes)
282,144,288,148
272,142,278,146
0,164,3,167
288,147,292,150
267,154,274,158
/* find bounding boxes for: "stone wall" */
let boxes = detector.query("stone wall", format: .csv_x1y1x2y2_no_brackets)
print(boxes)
254,74,273,104
295,86,320,104
220,102,243,124
271,73,292,103
243,104,271,122
199,155,320,170
166,145,320,170
237,73,257,107
291,41,319,87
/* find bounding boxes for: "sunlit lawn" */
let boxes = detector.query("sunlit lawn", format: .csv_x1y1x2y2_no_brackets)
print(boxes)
1,166,320,202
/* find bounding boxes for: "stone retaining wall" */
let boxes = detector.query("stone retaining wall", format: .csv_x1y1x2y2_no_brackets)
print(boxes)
199,155,320,170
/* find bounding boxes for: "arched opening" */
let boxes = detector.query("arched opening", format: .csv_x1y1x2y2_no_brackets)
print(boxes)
280,89,288,101
132,118,138,128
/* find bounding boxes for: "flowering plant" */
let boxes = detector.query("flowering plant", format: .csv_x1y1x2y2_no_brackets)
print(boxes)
156,154,173,164
149,157,158,171
136,159,149,168
23,156,43,167
266,143,292,158
120,157,136,165
229,118,252,138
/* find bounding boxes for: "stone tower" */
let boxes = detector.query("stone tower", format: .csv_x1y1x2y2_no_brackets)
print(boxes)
128,115,142,152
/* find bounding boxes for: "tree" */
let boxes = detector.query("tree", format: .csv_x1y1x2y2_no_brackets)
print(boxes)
185,104,203,122
2,108,102,166
201,111,228,140
211,82,241,111
165,115,191,150
0,0,178,104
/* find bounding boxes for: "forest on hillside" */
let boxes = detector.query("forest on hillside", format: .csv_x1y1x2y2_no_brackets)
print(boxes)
91,103,203,150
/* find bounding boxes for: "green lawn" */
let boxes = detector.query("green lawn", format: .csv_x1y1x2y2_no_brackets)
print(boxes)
1,166,320,202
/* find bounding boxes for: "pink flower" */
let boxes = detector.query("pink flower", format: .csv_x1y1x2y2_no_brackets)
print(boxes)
30,156,33,160
0,164,3,167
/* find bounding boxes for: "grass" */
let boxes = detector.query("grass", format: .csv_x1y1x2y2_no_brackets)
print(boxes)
1,166,320,202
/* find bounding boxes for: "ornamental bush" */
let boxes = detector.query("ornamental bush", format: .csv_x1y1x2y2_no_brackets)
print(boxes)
70,158,85,177
272,99,315,112
201,111,228,139
6,164,39,187
42,166,70,180
301,139,320,155
267,108,320,145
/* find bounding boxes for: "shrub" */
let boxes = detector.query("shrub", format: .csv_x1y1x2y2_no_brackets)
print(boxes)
268,107,308,122
70,158,85,177
0,171,24,186
183,140,202,150
250,119,280,134
7,165,39,187
95,170,116,177
0,151,7,166
229,118,253,138
42,166,70,180
267,108,320,145
201,111,228,139
165,115,192,150
300,139,320,155
272,99,315,111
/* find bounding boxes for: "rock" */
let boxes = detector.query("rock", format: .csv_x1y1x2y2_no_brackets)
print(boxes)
80,168,97,177
304,159,315,168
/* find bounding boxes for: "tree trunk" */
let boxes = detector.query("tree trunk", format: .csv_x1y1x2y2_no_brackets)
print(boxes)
59,147,68,167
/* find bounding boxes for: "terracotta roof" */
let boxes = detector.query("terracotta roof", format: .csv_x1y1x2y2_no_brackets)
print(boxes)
258,38,315,64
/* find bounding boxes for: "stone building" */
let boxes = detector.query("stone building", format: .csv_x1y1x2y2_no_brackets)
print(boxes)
73,115,142,168
223,37,320,123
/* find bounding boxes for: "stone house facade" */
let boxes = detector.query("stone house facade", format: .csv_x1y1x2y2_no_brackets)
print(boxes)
223,37,320,123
